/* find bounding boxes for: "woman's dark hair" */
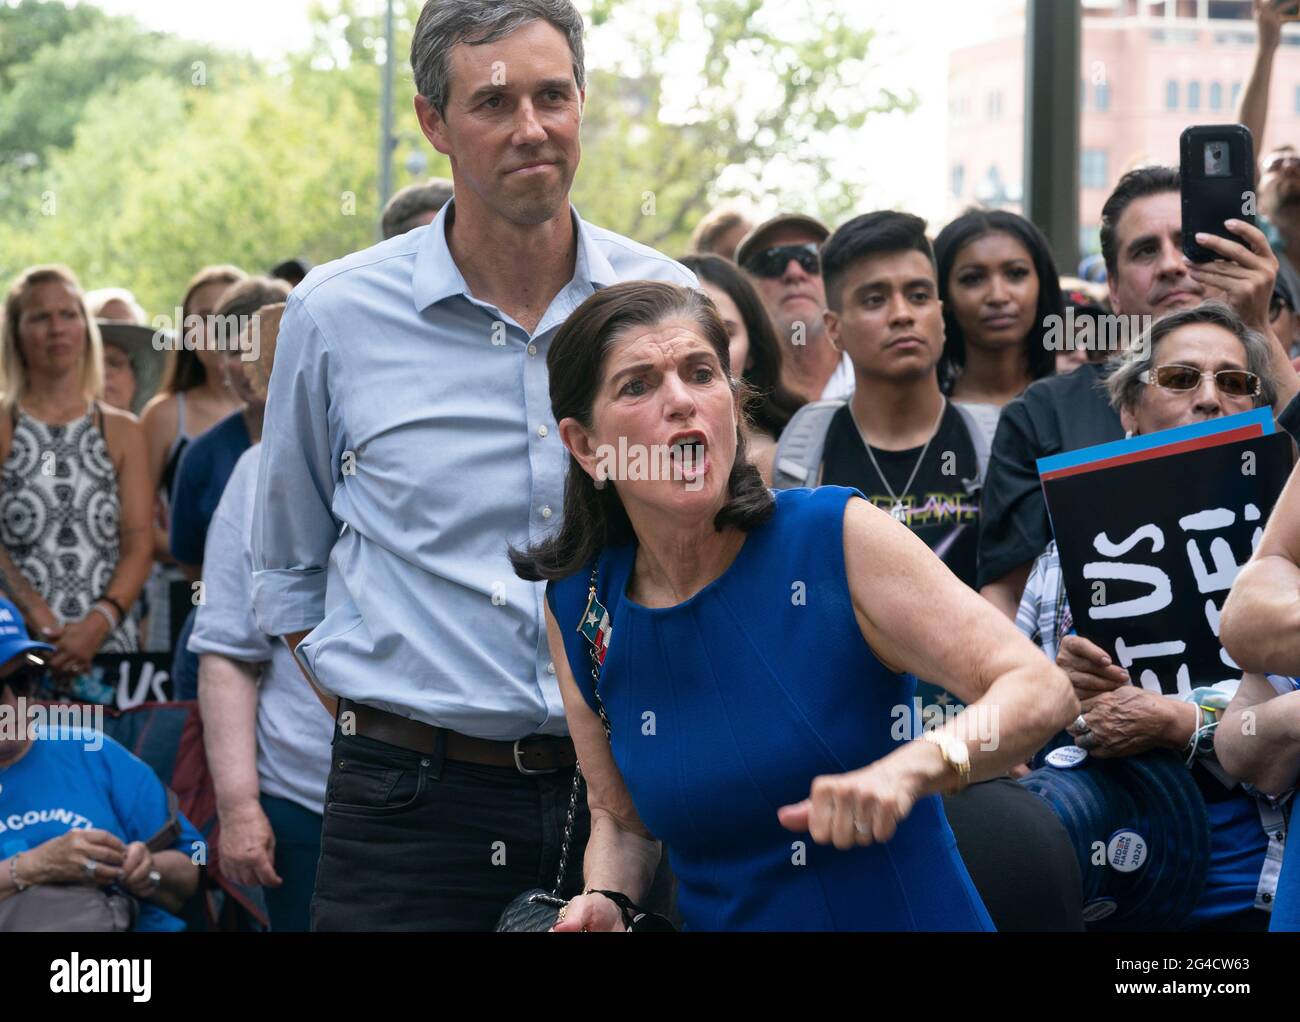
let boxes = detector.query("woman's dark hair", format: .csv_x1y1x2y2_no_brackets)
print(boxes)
934,209,1061,393
212,276,291,322
678,254,805,438
161,264,246,395
510,280,775,583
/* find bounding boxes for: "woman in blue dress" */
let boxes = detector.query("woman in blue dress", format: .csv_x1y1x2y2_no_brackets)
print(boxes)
513,280,1077,932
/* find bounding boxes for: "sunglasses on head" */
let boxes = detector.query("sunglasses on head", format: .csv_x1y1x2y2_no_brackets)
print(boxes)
743,243,821,279
1140,363,1262,398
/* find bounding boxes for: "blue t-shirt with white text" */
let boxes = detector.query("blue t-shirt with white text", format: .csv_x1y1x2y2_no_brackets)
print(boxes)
0,729,204,931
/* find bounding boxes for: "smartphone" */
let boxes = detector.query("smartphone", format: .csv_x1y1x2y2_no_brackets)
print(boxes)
1180,124,1256,264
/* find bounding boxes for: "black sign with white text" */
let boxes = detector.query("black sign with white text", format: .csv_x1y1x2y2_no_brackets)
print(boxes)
1043,432,1294,696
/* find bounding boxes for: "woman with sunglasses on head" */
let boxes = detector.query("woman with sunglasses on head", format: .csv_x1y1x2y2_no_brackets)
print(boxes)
679,255,805,483
0,595,202,930
934,210,1062,449
1018,301,1293,931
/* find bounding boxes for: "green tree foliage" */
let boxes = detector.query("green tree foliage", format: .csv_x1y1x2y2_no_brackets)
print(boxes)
2,69,380,314
573,0,914,252
0,0,103,92
0,0,911,312
0,10,224,160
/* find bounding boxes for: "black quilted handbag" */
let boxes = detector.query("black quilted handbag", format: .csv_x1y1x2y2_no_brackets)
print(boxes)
493,764,585,931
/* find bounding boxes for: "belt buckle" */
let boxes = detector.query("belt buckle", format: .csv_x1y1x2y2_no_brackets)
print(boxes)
513,737,559,775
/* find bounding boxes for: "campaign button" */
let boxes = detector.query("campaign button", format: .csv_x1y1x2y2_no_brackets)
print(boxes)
1046,745,1088,769
1107,829,1149,873
1082,897,1118,922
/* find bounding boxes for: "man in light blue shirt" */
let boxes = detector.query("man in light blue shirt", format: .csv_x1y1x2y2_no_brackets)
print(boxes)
250,0,693,931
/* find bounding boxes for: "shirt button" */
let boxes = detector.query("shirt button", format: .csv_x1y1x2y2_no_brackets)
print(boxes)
537,425,549,438
541,505,553,519
547,661,556,675
527,344,538,356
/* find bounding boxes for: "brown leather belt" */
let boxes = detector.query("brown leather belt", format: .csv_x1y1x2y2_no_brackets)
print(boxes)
338,699,576,774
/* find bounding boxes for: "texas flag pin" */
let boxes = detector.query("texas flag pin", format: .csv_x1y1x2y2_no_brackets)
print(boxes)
578,586,613,664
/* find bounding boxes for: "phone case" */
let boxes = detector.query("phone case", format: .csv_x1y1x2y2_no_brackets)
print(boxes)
1180,125,1257,264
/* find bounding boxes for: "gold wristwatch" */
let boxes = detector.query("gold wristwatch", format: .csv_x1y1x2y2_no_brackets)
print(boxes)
922,729,971,790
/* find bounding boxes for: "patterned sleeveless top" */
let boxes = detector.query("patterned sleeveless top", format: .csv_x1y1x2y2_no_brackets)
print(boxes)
0,402,137,652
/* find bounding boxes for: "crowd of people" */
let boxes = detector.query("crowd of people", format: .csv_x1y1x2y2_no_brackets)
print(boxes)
0,0,1299,933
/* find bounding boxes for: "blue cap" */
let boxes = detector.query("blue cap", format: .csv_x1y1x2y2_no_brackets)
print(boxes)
0,594,54,668
1020,749,1210,931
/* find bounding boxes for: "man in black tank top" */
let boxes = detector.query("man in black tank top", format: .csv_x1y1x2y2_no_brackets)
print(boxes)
811,213,985,592
812,212,1083,930
820,404,980,588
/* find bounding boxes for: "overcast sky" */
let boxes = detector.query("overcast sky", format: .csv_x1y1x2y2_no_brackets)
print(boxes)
81,0,1026,223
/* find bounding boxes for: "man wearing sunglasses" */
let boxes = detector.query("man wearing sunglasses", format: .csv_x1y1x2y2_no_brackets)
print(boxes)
736,214,854,403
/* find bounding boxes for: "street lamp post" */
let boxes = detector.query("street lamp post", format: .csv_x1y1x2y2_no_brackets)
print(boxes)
378,0,397,240
1024,0,1082,275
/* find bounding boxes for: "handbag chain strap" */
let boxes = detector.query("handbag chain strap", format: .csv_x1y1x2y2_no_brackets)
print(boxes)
549,561,613,897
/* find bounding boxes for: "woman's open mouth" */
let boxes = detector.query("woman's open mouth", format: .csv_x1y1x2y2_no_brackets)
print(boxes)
667,433,709,482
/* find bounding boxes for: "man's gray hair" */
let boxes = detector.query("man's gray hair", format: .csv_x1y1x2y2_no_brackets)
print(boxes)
382,177,454,239
411,0,586,116
1106,300,1278,413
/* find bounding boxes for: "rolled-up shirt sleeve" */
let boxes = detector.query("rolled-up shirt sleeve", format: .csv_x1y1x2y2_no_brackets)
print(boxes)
251,294,338,636
191,451,271,663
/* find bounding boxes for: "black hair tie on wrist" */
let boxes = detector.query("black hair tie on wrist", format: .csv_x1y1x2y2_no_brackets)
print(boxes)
589,890,676,932
98,594,127,621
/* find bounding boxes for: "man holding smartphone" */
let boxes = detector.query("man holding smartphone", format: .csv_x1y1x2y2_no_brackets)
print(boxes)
978,166,1300,621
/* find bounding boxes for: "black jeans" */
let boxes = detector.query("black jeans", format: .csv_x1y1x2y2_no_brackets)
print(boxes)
311,727,591,932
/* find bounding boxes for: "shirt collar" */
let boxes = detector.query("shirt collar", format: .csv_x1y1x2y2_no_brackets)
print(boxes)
412,199,616,312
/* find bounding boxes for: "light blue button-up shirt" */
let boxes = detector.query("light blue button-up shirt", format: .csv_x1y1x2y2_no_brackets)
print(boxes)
250,201,695,740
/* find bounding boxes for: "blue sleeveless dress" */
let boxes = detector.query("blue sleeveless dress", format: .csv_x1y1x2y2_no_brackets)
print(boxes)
546,486,994,931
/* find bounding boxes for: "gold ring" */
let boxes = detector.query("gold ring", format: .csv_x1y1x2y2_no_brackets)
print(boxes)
556,904,568,923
